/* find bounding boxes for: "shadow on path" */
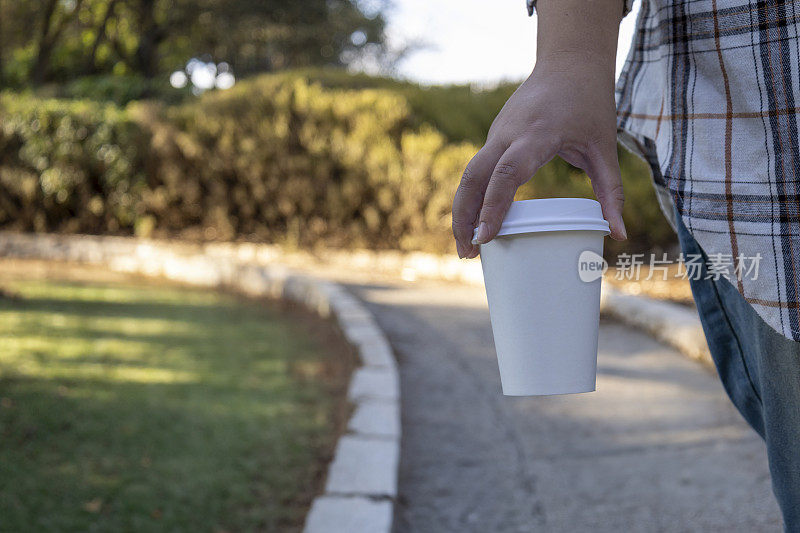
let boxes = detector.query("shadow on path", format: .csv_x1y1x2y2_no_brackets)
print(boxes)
344,279,781,533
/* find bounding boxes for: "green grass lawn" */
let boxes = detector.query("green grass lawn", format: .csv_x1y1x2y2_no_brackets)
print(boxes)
0,275,351,532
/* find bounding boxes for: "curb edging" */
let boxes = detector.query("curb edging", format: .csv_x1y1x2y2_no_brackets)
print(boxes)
600,284,712,367
0,232,400,533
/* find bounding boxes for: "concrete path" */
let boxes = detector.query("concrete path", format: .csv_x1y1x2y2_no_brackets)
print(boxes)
344,278,782,533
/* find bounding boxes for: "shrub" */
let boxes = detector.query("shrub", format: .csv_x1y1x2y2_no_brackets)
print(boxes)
138,75,475,250
287,68,518,144
0,69,676,255
297,69,676,254
59,75,189,106
0,93,148,234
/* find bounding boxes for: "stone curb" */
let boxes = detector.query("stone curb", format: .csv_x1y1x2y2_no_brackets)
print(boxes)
0,232,400,533
600,283,712,367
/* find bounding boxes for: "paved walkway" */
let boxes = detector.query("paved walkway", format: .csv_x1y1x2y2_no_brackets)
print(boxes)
344,278,782,533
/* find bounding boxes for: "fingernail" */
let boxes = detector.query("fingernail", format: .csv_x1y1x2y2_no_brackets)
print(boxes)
475,222,489,244
619,219,627,240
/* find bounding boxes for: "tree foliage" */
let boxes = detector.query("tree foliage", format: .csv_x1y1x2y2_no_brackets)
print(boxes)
0,0,386,86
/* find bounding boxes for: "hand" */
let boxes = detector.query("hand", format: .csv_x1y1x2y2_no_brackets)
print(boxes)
452,56,627,259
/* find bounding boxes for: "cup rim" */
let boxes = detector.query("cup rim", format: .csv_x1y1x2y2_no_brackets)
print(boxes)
471,198,610,244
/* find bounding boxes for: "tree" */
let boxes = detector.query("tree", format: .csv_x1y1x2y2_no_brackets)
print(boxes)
83,0,118,75
31,0,85,84
1,0,388,85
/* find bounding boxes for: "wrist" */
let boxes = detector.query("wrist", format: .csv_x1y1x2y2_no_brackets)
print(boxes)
534,0,621,78
535,49,616,71
532,51,617,87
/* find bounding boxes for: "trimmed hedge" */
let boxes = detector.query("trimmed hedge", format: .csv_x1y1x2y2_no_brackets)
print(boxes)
282,68,518,145
137,75,476,250
0,70,675,255
0,94,148,234
0,74,475,252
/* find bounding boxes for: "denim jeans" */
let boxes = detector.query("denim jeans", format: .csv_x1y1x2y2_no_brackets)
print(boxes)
674,209,800,530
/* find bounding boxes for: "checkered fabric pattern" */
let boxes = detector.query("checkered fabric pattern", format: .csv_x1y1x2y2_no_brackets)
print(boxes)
529,0,800,341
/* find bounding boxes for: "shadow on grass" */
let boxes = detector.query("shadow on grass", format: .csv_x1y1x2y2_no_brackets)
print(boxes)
0,280,354,532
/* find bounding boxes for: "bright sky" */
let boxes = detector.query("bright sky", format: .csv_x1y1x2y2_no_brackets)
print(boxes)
387,0,641,85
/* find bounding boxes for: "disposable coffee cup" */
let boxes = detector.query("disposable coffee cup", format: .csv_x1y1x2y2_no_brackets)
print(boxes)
473,198,610,396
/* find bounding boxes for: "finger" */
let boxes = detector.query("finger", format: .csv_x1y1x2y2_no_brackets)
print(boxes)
452,142,505,258
588,143,627,241
475,139,556,244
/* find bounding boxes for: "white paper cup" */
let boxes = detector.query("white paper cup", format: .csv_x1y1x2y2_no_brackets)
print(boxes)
474,198,610,396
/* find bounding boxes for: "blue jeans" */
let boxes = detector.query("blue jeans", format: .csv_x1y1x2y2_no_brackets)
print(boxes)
674,209,800,530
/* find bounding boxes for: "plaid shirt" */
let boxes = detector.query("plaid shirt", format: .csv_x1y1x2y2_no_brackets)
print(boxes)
529,0,800,342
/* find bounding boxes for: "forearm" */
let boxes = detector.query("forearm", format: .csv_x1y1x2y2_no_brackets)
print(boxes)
534,0,622,83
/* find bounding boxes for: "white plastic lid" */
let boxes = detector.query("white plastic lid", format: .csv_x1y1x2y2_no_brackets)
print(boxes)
472,198,610,243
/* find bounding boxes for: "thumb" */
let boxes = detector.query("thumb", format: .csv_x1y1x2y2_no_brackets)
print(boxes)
589,144,627,241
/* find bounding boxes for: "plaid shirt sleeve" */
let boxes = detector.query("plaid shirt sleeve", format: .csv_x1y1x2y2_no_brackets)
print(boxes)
526,0,634,17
